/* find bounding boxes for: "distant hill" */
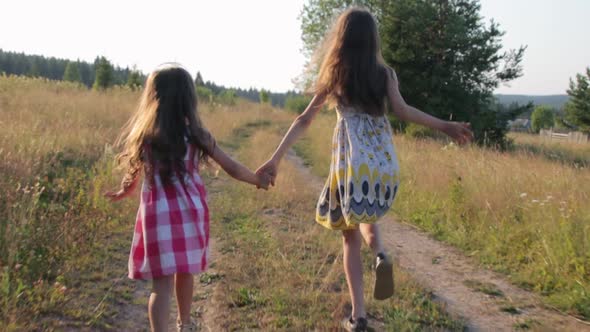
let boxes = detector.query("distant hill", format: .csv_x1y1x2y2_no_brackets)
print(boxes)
495,94,569,110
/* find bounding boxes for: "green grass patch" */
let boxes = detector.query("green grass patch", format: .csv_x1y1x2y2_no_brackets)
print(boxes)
463,280,504,297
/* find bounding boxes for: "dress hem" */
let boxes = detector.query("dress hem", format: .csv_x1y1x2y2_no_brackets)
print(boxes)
128,264,208,280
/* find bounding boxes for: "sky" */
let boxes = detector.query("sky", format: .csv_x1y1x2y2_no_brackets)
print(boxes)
0,0,588,95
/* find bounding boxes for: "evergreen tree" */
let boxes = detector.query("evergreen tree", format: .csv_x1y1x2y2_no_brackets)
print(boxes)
300,0,526,147
259,89,270,104
63,61,81,82
285,94,313,114
195,71,204,86
127,66,143,90
78,62,94,86
0,49,141,88
93,56,114,90
219,89,237,105
28,59,40,77
564,67,590,132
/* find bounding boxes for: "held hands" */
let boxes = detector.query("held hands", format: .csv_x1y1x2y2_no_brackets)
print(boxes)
256,171,273,190
443,121,474,145
255,159,278,189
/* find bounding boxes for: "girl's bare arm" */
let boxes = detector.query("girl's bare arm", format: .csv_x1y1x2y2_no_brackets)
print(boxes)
269,93,326,164
386,69,473,144
105,175,139,201
254,93,326,185
210,145,270,189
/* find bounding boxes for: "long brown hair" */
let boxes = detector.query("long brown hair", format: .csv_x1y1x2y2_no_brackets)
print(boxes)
314,7,388,116
115,64,213,188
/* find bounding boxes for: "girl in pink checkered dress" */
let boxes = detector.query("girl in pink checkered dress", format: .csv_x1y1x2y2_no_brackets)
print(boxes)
106,64,270,332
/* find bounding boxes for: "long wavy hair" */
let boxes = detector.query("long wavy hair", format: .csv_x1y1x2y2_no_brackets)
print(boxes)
115,64,213,189
313,7,389,116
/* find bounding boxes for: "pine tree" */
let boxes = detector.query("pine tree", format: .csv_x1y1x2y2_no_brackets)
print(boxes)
195,71,204,86
300,0,526,147
259,89,270,104
63,61,81,82
564,68,590,132
93,56,114,90
127,66,143,90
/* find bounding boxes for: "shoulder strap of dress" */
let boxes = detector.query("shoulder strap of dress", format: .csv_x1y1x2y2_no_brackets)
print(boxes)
386,66,396,81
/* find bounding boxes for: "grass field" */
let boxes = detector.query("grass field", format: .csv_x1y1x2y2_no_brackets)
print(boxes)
0,76,463,330
509,132,590,168
297,114,590,320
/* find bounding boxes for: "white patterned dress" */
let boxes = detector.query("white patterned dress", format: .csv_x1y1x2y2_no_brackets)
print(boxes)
316,105,400,230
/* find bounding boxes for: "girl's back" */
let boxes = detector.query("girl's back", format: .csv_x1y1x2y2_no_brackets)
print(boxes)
316,98,400,230
106,64,270,331
312,8,400,230
131,141,210,279
256,7,473,330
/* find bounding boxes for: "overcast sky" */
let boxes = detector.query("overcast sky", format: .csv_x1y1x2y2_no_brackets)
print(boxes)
1,0,588,94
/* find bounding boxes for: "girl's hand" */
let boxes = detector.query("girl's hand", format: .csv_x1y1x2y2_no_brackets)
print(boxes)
104,190,127,202
443,122,474,145
256,159,278,187
104,176,139,202
256,172,272,190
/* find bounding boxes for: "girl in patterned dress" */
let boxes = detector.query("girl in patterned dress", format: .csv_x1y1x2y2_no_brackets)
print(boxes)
257,8,473,331
106,64,270,332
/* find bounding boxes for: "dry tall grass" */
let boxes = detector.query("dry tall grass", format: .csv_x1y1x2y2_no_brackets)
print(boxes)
510,132,590,168
0,75,141,329
203,114,462,330
0,76,462,330
299,112,590,319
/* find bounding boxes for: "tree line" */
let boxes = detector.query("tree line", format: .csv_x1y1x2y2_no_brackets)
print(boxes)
0,49,144,89
0,48,307,109
194,72,302,108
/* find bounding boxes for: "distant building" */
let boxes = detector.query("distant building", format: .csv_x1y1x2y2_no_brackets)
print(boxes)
508,118,531,132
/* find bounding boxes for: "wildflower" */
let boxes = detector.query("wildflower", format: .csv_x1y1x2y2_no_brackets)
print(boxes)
531,199,539,203
520,193,527,198
546,195,553,200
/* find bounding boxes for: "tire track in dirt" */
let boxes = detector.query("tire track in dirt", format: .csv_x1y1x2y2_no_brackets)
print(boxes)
286,151,590,332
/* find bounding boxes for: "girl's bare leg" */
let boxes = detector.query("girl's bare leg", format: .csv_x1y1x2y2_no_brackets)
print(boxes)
149,275,174,332
359,223,385,256
175,273,194,325
342,228,366,319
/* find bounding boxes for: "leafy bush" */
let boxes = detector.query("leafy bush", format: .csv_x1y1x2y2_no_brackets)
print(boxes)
531,105,555,133
404,123,439,139
196,86,213,103
218,89,237,106
284,94,312,114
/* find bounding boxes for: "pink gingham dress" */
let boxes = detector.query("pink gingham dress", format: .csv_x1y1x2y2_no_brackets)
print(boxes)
129,144,209,280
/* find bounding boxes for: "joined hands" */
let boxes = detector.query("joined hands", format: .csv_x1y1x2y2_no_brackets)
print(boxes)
255,159,278,190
